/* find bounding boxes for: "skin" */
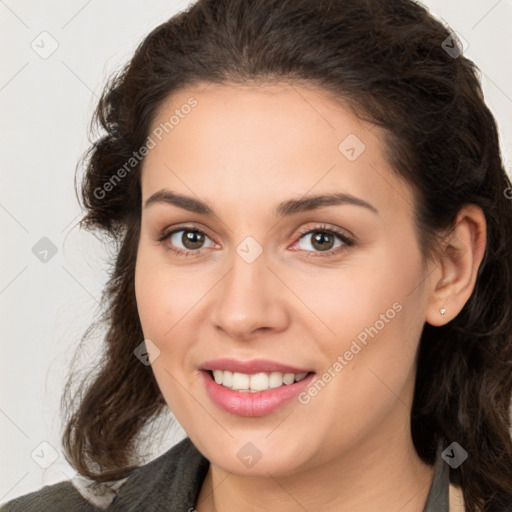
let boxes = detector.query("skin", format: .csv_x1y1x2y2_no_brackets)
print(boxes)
134,81,486,512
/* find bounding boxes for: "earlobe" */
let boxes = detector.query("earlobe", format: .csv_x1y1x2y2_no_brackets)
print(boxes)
425,204,487,327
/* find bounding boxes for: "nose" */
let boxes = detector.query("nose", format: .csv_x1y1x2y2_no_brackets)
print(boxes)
210,248,290,340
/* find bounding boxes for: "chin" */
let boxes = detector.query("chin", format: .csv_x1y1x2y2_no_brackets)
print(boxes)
197,434,316,478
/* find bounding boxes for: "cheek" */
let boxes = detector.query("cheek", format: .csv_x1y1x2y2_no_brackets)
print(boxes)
302,243,424,404
134,250,195,410
134,252,164,337
300,245,417,346
134,247,211,382
135,247,191,338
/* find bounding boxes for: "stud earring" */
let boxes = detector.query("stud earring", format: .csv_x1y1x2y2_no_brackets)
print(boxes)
440,308,446,317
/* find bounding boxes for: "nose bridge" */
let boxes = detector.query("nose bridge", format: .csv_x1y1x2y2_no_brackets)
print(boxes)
211,239,288,338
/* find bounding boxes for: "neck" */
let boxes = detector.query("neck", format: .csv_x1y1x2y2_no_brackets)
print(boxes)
195,425,435,512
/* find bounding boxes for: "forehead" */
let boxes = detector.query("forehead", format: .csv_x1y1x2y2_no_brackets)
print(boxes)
147,81,369,153
140,82,415,221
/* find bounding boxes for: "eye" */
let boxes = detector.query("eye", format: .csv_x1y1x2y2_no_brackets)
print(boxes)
158,227,217,257
291,224,354,257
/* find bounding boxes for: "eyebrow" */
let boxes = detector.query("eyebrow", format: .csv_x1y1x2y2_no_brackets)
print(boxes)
144,189,379,217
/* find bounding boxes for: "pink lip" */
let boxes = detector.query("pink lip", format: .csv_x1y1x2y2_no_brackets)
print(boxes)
200,358,313,374
200,370,316,416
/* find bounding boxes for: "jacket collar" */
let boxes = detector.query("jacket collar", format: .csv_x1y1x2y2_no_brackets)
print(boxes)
106,437,209,512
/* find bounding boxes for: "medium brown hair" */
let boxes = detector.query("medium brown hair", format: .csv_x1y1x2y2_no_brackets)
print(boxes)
61,1,512,510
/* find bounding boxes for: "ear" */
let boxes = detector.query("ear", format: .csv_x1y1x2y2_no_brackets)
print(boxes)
425,204,487,327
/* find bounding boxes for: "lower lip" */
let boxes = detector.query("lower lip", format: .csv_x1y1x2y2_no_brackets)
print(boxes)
200,370,316,417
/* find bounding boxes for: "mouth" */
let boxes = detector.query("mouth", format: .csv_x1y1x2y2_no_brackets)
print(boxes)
200,369,317,416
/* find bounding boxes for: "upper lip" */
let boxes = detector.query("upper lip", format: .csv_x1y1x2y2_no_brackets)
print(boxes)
200,358,314,375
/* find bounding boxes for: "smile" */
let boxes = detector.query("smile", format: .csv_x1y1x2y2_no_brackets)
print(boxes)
210,369,309,392
200,369,316,416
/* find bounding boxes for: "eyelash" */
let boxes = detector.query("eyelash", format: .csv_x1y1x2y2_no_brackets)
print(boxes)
156,224,354,259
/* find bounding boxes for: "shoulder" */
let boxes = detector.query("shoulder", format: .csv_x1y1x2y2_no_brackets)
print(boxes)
1,437,210,512
105,436,210,511
0,480,101,512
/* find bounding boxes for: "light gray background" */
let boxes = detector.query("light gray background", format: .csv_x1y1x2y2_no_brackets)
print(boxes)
1,0,511,503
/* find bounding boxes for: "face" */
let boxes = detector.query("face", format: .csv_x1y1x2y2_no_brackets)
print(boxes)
135,82,432,477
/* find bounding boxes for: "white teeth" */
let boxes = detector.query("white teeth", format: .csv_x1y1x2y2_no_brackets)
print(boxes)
213,370,223,385
283,373,295,385
249,372,269,391
210,370,309,392
232,372,249,390
222,370,233,388
268,372,283,389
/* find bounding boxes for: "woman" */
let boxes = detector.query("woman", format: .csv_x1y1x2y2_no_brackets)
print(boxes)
2,0,511,510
